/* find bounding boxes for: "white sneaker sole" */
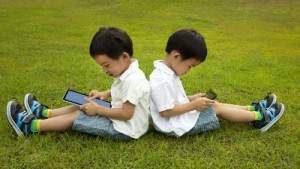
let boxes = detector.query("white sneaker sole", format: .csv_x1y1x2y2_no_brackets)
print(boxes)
6,101,24,137
24,93,33,114
268,94,277,108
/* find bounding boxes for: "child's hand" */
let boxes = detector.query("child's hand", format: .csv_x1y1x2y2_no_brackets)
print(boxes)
89,90,110,100
192,97,215,111
188,93,207,101
80,98,100,116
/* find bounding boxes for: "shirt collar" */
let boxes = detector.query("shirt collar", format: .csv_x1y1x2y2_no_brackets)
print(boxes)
117,59,139,81
154,60,176,76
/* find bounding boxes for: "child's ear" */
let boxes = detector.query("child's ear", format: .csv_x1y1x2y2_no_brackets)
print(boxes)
173,52,181,60
121,52,130,59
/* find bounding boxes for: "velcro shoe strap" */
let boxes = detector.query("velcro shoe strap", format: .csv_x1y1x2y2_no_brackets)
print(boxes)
261,109,271,123
22,114,35,123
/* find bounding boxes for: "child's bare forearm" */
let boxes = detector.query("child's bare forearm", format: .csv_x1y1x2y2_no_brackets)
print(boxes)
187,95,195,101
97,101,134,120
103,90,111,96
159,97,214,117
99,90,111,98
159,102,196,117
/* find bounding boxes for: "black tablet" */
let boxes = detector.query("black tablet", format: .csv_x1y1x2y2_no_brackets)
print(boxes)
63,89,111,108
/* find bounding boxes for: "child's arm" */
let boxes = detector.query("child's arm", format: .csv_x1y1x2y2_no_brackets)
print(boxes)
160,97,215,117
81,98,135,120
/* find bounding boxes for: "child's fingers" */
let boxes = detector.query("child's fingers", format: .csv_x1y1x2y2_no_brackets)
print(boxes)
80,105,86,111
89,90,98,97
205,99,215,104
89,95,98,99
199,93,207,97
85,98,94,103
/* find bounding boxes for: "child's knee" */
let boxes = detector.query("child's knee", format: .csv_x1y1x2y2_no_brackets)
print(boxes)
71,110,81,119
71,105,80,111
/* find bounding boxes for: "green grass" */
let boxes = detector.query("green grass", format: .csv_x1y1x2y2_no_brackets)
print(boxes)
0,0,299,168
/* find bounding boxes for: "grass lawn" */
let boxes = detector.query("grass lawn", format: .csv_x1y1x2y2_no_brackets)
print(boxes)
0,0,299,168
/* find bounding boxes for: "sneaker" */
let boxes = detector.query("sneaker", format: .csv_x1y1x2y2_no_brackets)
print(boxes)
252,93,277,111
6,101,35,136
24,93,49,119
252,103,285,132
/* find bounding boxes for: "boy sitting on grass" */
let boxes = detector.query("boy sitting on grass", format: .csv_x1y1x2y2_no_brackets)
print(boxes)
6,27,150,141
149,29,285,137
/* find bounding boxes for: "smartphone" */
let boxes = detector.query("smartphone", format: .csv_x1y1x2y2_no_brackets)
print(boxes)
63,89,111,108
206,89,217,100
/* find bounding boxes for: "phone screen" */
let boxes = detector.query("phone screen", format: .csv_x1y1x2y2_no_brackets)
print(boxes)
63,89,111,108
206,89,217,100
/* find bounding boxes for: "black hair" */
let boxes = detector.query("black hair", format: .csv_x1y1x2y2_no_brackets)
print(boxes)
165,29,207,61
89,27,133,59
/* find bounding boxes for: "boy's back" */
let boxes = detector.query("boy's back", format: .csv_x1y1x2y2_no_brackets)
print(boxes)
149,29,285,137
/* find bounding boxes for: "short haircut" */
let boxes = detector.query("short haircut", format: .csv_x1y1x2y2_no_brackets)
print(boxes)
89,27,133,59
165,29,207,61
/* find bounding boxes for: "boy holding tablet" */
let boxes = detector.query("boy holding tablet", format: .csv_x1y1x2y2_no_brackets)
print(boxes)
6,27,150,140
149,29,285,137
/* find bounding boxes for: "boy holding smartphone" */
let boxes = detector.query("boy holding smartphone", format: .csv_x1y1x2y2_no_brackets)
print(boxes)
149,29,285,137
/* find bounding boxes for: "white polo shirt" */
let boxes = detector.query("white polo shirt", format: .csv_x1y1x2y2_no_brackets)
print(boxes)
110,59,150,139
149,60,200,137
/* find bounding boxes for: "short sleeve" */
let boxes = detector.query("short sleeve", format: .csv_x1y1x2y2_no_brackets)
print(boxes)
151,81,177,112
121,79,147,105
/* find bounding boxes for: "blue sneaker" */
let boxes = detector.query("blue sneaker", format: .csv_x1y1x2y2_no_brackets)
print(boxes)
252,93,277,111
24,93,49,119
6,101,35,136
252,103,285,132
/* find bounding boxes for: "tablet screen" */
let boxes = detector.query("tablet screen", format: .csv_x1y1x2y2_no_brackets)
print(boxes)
63,89,111,108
